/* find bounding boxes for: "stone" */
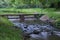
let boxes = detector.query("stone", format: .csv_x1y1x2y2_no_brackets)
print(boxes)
40,15,55,24
30,34,42,40
30,32,49,40
40,32,49,40
40,15,49,22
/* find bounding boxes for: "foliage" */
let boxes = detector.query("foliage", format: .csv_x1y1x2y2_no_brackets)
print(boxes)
0,17,23,40
0,0,60,8
46,12,60,29
0,17,13,26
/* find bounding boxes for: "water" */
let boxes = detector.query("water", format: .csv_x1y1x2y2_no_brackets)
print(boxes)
8,16,60,40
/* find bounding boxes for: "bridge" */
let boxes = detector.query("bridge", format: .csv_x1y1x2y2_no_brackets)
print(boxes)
0,13,43,22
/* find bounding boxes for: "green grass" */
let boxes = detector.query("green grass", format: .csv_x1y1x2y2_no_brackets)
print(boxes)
0,17,23,40
0,8,58,14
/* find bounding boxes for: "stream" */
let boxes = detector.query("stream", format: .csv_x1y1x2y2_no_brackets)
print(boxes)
8,16,60,40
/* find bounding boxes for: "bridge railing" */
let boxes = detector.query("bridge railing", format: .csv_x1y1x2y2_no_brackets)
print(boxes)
0,14,43,22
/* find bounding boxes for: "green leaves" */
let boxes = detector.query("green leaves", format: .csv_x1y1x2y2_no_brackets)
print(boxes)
0,0,60,8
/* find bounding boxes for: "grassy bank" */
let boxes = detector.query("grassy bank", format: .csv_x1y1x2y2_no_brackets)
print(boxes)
0,17,23,40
